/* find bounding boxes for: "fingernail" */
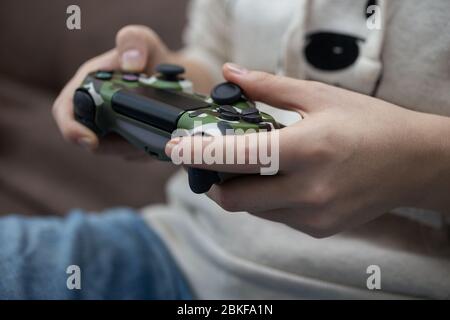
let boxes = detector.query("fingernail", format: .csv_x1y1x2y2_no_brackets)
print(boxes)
225,63,249,75
165,138,182,157
121,49,143,71
77,137,95,150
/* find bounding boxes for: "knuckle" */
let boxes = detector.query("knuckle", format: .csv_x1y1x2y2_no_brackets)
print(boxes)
303,212,338,239
258,72,274,83
116,25,140,40
51,99,60,118
300,132,334,161
307,81,329,94
79,57,100,74
51,96,69,124
116,25,157,46
307,226,336,239
252,72,275,89
302,182,334,208
60,122,79,143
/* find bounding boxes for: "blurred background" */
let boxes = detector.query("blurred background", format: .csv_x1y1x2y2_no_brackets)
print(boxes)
0,0,189,216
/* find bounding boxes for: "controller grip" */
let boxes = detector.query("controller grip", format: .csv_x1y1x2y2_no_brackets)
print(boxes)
188,168,221,194
73,89,100,134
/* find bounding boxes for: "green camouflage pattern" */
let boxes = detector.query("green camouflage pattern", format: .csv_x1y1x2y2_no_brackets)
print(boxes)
178,100,279,136
80,71,280,134
77,70,281,159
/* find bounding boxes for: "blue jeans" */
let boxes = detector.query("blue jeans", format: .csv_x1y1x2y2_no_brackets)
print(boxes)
0,209,193,299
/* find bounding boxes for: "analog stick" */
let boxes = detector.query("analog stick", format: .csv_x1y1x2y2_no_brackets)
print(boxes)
210,82,243,105
156,64,185,81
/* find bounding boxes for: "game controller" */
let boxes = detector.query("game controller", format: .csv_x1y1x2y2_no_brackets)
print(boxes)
74,64,282,194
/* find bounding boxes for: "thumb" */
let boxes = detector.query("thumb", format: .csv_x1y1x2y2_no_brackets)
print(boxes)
116,25,163,72
222,63,320,112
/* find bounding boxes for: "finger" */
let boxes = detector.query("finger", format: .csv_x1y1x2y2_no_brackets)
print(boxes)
52,50,119,149
207,175,342,238
165,129,296,174
207,174,294,213
222,63,324,113
116,25,166,73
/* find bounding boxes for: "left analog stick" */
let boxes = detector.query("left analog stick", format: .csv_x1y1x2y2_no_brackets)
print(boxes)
156,64,185,81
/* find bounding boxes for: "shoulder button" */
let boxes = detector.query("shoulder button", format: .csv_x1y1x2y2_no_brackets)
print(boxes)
74,89,96,121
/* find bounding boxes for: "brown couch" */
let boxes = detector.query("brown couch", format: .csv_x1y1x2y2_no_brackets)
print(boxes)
0,1,188,216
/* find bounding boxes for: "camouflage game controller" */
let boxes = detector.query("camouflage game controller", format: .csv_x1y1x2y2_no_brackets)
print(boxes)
74,64,282,194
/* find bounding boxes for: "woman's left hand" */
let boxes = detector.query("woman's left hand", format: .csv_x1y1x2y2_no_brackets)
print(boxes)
166,63,450,238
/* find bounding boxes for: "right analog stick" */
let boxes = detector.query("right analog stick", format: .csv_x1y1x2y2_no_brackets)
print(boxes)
211,82,243,105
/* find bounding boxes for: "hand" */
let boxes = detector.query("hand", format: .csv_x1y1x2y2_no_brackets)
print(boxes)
52,25,170,154
166,63,450,238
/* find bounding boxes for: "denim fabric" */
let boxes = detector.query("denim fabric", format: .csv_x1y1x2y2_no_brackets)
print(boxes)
0,209,192,299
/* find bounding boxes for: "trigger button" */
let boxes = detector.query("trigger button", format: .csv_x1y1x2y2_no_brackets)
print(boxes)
74,90,96,121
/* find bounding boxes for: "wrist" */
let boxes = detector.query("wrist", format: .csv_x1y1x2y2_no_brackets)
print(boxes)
405,111,450,212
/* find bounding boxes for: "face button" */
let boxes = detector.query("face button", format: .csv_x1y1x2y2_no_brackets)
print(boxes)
122,73,139,82
242,114,263,124
219,112,241,121
211,82,243,105
95,71,113,80
241,107,260,116
218,105,239,115
156,64,185,81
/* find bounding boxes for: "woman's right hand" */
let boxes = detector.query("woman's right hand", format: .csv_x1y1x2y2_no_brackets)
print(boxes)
52,25,171,155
